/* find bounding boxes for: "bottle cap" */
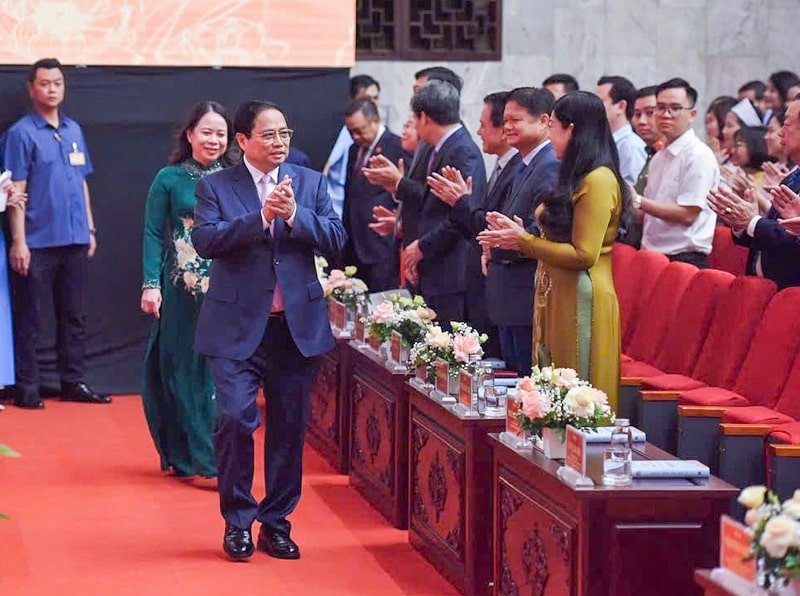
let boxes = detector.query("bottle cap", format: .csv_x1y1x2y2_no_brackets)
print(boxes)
615,418,630,426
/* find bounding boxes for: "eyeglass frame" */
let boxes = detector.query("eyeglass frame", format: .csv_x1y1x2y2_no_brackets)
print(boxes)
654,104,695,115
249,128,294,143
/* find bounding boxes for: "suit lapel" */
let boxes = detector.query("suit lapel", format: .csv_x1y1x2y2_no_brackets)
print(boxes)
231,162,262,213
486,153,521,212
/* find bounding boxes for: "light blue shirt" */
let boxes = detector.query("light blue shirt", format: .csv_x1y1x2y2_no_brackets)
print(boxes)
324,124,353,218
613,124,647,185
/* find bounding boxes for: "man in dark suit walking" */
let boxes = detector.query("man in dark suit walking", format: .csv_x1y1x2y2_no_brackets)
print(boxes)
400,79,486,327
342,98,403,291
192,101,346,561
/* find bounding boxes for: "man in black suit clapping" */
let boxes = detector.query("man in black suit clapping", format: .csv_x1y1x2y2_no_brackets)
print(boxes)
342,98,403,291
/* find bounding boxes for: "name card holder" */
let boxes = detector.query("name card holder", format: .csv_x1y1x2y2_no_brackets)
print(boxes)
385,330,408,373
430,358,455,405
452,369,478,417
719,515,757,582
499,395,532,449
557,425,594,487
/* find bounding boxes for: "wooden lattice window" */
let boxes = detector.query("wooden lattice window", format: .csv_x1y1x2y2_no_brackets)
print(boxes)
357,0,502,61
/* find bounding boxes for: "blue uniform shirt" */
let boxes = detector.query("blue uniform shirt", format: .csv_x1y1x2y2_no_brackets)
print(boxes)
3,111,93,248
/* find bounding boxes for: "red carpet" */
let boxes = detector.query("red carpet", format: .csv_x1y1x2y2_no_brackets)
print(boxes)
0,396,457,595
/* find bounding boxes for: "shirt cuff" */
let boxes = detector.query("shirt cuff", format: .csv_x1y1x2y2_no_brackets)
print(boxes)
260,209,270,230
286,204,297,228
746,216,762,237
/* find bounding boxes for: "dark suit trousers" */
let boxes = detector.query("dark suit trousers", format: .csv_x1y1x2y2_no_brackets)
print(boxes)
11,244,88,401
426,292,466,334
498,325,533,376
209,316,315,533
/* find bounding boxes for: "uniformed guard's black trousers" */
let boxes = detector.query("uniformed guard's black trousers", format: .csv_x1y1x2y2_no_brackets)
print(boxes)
11,244,88,402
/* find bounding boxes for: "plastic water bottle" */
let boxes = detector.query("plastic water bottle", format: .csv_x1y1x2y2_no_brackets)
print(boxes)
602,418,633,486
468,354,482,413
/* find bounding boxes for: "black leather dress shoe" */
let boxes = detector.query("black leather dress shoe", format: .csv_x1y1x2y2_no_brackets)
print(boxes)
13,398,44,409
257,527,300,560
223,523,254,561
60,382,111,404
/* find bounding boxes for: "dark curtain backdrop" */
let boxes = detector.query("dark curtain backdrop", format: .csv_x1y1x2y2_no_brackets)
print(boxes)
0,66,349,395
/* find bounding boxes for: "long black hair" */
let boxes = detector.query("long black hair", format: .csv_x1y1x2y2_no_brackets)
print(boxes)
168,100,235,165
540,91,632,241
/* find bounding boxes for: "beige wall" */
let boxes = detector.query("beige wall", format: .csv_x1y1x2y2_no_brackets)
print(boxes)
352,0,800,169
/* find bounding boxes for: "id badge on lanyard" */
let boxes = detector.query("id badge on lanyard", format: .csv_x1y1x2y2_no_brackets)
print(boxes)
68,142,86,167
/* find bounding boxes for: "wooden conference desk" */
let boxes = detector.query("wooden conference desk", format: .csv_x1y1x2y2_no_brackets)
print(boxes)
408,381,506,596
308,334,352,474
490,436,738,595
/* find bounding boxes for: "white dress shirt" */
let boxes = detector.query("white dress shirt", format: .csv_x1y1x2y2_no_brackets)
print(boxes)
642,128,720,255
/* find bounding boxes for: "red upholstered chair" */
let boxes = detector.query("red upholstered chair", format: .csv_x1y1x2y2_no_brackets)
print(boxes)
717,352,800,490
677,288,800,471
708,225,748,277
622,268,735,379
638,276,777,453
617,249,670,351
619,269,734,425
624,261,698,366
612,242,638,346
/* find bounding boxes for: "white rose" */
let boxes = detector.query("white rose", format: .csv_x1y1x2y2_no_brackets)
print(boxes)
199,276,210,294
564,386,598,417
759,516,800,558
744,508,763,528
427,326,451,349
738,485,768,510
555,367,579,388
782,490,800,519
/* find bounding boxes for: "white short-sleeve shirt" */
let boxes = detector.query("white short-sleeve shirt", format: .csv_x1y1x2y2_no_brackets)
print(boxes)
642,128,720,255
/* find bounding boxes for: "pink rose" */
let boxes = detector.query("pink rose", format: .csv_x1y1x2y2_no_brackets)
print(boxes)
520,389,548,419
517,376,536,392
555,368,579,388
328,269,346,283
452,334,481,363
372,301,394,324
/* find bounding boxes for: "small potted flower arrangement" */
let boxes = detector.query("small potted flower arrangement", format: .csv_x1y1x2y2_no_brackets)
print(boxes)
737,485,800,593
364,294,436,362
513,366,613,458
318,261,368,332
409,321,487,390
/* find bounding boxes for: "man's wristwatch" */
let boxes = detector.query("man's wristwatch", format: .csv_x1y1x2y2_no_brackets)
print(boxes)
632,194,642,210
89,228,97,236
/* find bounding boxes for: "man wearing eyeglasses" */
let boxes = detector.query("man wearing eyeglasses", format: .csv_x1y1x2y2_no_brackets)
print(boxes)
192,100,346,562
630,78,720,267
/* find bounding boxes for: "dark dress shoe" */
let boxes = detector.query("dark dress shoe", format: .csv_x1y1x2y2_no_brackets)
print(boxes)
13,398,44,409
60,382,111,404
223,523,254,561
257,527,300,559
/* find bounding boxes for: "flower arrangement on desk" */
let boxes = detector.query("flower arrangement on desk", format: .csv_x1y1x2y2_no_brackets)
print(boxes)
738,485,800,591
409,321,488,381
317,262,369,308
514,366,614,441
365,294,436,346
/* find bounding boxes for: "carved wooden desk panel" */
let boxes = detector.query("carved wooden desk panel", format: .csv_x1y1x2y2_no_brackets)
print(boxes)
348,345,411,529
408,385,506,596
490,437,738,596
308,337,352,474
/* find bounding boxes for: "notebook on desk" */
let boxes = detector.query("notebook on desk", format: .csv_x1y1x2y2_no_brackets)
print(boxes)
631,460,710,478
